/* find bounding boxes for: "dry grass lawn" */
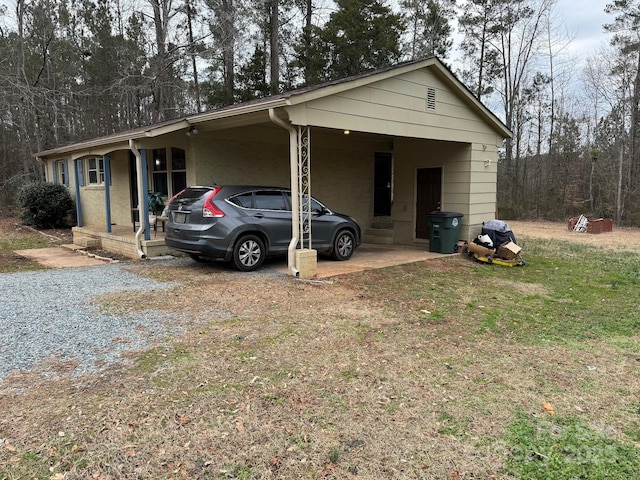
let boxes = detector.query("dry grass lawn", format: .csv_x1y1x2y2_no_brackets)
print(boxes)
1,219,639,479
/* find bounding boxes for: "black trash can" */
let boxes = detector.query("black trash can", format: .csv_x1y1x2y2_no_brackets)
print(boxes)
426,211,464,253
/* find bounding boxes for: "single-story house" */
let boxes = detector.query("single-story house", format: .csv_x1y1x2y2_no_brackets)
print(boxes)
36,57,511,276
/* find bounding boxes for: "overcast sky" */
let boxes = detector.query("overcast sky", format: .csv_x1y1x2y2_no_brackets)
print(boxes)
556,0,613,58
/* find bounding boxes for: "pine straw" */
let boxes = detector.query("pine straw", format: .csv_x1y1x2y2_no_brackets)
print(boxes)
1,222,639,479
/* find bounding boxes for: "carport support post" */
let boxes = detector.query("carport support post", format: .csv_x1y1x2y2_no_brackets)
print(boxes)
269,109,317,278
73,159,83,227
103,154,112,233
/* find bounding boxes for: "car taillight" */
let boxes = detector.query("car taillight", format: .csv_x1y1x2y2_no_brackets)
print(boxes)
202,187,225,218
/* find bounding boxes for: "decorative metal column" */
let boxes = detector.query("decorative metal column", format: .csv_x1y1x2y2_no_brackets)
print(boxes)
298,126,311,249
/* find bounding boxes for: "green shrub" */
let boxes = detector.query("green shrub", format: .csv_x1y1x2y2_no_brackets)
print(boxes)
17,181,76,229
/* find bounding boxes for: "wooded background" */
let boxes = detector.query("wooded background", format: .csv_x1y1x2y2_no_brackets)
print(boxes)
1,0,639,225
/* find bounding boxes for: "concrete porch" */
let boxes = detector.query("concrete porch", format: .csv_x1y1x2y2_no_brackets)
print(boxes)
72,224,174,259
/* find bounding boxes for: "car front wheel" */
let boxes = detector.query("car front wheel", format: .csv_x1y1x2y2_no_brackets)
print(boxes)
332,230,355,261
232,234,266,271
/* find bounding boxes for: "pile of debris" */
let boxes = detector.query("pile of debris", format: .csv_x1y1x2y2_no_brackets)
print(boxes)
568,215,613,234
467,219,525,267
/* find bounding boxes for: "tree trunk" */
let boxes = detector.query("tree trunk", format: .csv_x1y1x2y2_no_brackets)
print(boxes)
270,0,279,94
186,0,201,112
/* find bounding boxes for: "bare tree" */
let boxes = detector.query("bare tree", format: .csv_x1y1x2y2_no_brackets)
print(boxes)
270,0,280,92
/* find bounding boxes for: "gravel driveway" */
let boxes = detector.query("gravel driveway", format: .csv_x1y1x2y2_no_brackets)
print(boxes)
0,262,181,383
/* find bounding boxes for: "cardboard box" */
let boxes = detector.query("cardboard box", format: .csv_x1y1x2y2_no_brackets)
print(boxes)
497,241,522,260
467,242,495,257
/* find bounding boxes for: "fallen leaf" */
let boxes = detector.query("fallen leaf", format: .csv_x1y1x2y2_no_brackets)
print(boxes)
543,402,555,415
175,414,191,426
5,443,17,452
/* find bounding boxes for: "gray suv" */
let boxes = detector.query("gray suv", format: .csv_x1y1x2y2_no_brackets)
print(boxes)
164,185,362,271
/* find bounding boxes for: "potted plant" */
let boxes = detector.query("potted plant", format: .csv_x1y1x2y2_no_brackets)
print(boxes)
147,191,164,215
147,192,165,233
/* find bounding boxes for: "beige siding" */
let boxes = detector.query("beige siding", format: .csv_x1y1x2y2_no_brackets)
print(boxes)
391,138,498,243
286,68,503,145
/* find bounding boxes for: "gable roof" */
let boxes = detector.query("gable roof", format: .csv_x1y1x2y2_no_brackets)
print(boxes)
36,57,511,159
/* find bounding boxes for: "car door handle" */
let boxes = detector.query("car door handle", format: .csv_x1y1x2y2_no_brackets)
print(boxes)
253,213,264,218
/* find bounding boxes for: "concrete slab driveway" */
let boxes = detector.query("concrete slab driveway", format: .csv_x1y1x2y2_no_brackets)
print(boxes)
14,247,108,268
273,243,448,278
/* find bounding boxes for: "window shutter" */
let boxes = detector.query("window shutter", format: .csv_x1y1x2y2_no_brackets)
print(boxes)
52,162,58,184
63,159,69,186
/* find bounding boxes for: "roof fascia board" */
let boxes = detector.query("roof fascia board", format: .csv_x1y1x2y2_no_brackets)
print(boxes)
144,120,191,137
36,126,187,159
68,142,133,160
187,98,290,125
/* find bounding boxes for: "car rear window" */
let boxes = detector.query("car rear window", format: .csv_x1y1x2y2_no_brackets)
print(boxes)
176,186,212,200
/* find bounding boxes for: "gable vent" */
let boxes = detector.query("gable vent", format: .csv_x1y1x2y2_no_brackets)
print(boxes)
426,87,436,111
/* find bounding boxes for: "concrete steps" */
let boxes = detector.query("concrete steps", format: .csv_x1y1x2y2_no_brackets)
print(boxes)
72,236,101,249
364,218,395,244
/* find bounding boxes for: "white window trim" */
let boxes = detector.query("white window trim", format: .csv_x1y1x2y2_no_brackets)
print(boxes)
55,160,68,186
86,157,105,185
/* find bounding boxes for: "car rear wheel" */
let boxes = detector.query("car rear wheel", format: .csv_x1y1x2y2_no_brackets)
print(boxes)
332,230,355,261
232,234,265,271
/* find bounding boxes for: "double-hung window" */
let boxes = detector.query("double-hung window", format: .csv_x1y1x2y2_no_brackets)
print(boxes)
87,157,105,185
151,147,186,197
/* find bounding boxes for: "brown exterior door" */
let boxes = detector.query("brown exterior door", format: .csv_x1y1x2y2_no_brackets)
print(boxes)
415,167,442,239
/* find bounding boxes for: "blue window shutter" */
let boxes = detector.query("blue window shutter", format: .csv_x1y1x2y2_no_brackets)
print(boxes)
63,159,69,186
52,162,58,184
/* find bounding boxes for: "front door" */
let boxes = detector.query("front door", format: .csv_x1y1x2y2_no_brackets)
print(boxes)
415,167,442,240
374,152,392,216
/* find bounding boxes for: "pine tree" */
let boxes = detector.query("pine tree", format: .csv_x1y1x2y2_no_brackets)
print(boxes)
319,0,404,80
401,0,455,60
